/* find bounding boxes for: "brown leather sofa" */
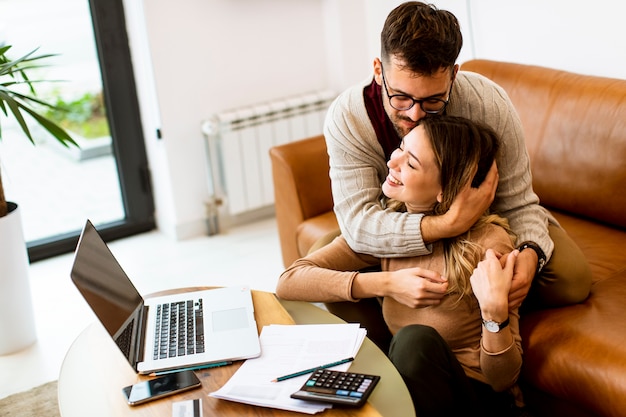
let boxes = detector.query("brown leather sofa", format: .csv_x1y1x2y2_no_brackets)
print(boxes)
269,60,626,417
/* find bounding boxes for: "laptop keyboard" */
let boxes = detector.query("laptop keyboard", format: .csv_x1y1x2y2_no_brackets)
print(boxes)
153,299,205,360
116,319,134,359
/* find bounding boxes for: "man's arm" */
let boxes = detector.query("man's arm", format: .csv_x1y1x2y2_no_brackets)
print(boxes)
421,162,498,243
323,84,430,257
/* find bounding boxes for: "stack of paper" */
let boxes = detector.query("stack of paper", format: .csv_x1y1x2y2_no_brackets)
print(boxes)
210,323,367,414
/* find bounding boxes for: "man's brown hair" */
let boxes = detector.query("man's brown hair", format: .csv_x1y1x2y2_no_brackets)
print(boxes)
381,2,462,75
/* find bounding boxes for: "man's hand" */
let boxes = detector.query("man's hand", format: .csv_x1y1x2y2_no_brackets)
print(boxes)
421,162,499,243
387,267,448,308
508,248,538,309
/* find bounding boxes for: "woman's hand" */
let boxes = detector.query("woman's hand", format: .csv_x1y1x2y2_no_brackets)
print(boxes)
470,249,518,321
386,267,448,308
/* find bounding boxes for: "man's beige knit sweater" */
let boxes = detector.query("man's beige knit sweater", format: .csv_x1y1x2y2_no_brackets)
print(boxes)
323,71,557,260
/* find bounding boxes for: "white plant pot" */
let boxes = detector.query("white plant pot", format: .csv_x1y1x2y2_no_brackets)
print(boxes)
0,202,37,355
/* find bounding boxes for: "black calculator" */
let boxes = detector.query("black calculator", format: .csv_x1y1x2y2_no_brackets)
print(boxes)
290,369,380,407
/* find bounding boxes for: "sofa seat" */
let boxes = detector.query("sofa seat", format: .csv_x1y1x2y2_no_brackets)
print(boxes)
520,211,626,416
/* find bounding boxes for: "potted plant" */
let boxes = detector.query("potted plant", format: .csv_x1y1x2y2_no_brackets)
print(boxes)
0,44,77,354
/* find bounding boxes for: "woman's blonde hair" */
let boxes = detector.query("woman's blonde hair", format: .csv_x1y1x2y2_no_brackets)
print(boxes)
386,116,515,300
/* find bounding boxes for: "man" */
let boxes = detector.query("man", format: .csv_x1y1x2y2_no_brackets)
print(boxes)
323,1,591,310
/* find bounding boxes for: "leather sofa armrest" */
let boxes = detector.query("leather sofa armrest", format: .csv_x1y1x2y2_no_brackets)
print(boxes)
270,135,335,267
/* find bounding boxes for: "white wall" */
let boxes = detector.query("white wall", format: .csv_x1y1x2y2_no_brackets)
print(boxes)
460,0,626,80
126,0,626,240
125,0,329,239
366,0,626,80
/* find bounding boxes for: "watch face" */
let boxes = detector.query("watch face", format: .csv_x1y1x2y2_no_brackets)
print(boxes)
539,258,546,270
484,320,499,333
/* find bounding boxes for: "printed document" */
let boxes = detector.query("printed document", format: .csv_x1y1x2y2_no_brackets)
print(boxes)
210,323,367,414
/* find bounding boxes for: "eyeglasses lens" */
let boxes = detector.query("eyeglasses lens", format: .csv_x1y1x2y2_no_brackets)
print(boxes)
389,96,446,113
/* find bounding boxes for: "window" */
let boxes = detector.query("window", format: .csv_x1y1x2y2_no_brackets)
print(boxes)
0,0,154,261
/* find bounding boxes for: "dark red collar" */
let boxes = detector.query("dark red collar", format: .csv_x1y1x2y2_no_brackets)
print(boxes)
363,79,402,160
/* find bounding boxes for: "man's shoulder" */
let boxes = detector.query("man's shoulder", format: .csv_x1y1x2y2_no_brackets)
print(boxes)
325,77,379,148
333,77,373,105
449,71,514,120
456,70,504,93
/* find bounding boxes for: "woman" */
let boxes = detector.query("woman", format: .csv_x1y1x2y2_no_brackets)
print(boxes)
276,116,524,417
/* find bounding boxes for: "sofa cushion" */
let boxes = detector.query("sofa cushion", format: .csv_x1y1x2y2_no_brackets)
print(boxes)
521,275,626,417
551,211,626,285
296,211,339,258
520,210,626,417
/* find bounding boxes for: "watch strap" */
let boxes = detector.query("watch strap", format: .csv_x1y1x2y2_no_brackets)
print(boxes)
518,241,547,276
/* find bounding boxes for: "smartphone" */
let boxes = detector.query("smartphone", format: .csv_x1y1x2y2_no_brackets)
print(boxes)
122,370,202,405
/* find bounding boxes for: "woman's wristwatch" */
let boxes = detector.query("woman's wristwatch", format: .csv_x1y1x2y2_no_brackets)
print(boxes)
518,241,547,276
482,317,510,333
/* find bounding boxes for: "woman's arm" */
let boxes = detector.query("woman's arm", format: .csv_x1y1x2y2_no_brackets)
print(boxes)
277,236,448,307
353,266,448,308
479,311,523,392
276,236,380,302
471,249,523,391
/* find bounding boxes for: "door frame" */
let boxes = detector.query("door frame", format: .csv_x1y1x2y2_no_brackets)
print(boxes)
28,0,155,261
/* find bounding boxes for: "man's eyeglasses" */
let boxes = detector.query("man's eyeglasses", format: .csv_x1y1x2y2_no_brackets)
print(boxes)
381,65,451,114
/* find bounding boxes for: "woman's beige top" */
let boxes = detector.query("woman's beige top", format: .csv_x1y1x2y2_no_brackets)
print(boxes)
277,223,521,390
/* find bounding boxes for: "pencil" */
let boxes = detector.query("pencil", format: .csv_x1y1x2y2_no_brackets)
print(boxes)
149,361,232,376
271,357,354,382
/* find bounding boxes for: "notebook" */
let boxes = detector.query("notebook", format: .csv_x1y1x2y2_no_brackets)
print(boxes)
70,220,261,374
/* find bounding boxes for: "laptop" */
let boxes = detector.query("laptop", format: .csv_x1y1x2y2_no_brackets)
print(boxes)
70,220,261,374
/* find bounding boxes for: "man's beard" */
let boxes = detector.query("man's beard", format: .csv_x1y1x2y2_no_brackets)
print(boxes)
391,114,418,138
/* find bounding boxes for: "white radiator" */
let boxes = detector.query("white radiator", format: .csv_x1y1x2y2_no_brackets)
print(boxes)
201,90,336,234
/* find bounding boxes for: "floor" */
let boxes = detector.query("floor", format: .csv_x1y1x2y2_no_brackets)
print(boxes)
0,216,285,399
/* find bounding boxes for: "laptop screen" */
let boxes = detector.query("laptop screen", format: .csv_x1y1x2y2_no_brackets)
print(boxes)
70,220,144,338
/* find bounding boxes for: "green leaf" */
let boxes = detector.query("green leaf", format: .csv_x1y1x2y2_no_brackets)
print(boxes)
1,48,59,98
0,45,74,146
0,90,35,143
21,105,78,147
0,96,7,116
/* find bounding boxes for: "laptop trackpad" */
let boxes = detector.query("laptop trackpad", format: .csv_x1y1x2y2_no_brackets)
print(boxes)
212,308,249,331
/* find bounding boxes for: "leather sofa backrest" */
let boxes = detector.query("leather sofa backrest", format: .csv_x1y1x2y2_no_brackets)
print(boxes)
461,60,626,230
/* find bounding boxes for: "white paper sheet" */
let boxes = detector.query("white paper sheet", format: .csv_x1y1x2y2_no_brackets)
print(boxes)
210,323,367,414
